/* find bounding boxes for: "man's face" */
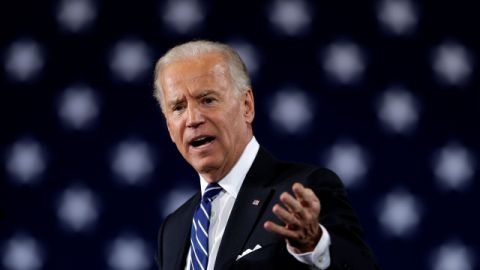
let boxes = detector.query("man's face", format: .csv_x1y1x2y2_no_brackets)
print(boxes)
158,53,255,182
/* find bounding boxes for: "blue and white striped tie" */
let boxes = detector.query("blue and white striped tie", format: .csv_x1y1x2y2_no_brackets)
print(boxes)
190,183,222,270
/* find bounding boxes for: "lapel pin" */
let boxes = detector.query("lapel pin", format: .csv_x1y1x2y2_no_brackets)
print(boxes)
252,199,260,206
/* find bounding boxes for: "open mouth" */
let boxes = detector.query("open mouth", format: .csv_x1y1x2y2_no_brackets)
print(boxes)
190,136,215,148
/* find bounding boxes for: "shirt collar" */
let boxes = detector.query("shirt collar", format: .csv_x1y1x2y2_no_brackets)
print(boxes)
199,136,260,199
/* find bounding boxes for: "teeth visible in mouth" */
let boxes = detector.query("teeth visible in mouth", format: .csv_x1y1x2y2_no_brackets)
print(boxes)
191,136,214,147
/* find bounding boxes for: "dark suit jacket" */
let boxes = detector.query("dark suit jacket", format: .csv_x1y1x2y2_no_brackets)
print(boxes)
156,147,378,270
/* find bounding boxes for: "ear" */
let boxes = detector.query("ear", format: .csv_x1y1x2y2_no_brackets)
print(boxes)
243,89,255,124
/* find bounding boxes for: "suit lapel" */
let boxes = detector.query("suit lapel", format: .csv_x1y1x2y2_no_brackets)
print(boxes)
169,193,200,270
213,148,278,270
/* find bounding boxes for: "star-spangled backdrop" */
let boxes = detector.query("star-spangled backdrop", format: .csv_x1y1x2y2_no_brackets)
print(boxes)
1,0,478,269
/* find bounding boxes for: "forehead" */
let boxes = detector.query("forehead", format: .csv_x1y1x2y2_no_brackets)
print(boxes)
161,53,230,92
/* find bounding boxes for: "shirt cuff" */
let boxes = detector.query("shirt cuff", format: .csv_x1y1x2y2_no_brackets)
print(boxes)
286,224,331,270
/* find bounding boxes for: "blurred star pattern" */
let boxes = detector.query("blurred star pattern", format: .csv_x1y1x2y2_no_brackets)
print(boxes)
1,0,478,269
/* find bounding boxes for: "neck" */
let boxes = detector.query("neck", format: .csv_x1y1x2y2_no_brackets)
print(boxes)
200,133,253,183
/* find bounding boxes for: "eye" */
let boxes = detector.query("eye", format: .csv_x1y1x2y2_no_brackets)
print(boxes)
202,97,216,104
172,103,185,112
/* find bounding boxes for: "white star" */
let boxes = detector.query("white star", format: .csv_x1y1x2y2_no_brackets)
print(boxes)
377,86,419,135
4,40,44,82
57,84,99,130
322,41,365,85
229,40,261,77
57,185,99,232
378,189,421,237
5,139,47,184
107,235,150,270
323,141,368,187
432,42,473,86
269,88,314,134
56,0,97,32
2,234,44,270
161,0,205,34
111,139,155,185
377,0,418,35
268,0,311,36
432,143,475,191
431,241,474,270
160,187,196,218
109,39,151,82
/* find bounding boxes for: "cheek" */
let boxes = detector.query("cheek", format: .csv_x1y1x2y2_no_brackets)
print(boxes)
167,122,183,144
229,112,245,131
220,118,242,142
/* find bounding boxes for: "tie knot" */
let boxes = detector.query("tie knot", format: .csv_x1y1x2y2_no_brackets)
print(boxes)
203,183,222,202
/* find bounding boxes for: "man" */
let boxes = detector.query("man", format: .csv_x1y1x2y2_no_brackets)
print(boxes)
154,40,377,270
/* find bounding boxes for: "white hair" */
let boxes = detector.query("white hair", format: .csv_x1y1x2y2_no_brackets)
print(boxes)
153,40,251,113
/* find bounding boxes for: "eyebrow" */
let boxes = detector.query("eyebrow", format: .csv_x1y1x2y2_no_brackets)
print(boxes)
167,96,185,107
196,90,217,99
167,90,220,108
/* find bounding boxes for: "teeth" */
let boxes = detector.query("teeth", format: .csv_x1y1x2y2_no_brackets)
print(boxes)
194,137,207,142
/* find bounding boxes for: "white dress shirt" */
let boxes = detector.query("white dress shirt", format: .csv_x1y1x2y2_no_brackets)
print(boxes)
184,137,331,270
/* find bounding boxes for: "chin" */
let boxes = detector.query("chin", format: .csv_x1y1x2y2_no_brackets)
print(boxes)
191,159,220,175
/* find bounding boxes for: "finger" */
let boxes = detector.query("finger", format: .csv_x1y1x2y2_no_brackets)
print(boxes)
292,183,308,206
292,183,319,208
272,204,301,227
264,221,298,239
279,192,305,219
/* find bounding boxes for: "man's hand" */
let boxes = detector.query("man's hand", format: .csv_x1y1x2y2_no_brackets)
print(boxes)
264,183,322,253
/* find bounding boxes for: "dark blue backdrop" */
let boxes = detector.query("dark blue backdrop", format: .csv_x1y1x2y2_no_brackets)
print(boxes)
1,0,479,269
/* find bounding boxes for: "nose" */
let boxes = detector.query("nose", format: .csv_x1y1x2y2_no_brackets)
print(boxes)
186,103,205,128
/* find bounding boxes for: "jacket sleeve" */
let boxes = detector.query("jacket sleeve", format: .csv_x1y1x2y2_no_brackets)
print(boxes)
156,216,168,270
306,168,379,270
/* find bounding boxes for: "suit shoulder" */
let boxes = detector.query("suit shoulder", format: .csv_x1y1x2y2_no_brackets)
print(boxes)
275,160,344,188
161,192,199,225
275,160,337,179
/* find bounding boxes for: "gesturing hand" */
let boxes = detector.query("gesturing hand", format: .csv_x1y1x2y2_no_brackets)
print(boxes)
264,183,322,253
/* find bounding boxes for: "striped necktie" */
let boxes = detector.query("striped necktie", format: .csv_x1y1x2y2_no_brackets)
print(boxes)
190,183,222,270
